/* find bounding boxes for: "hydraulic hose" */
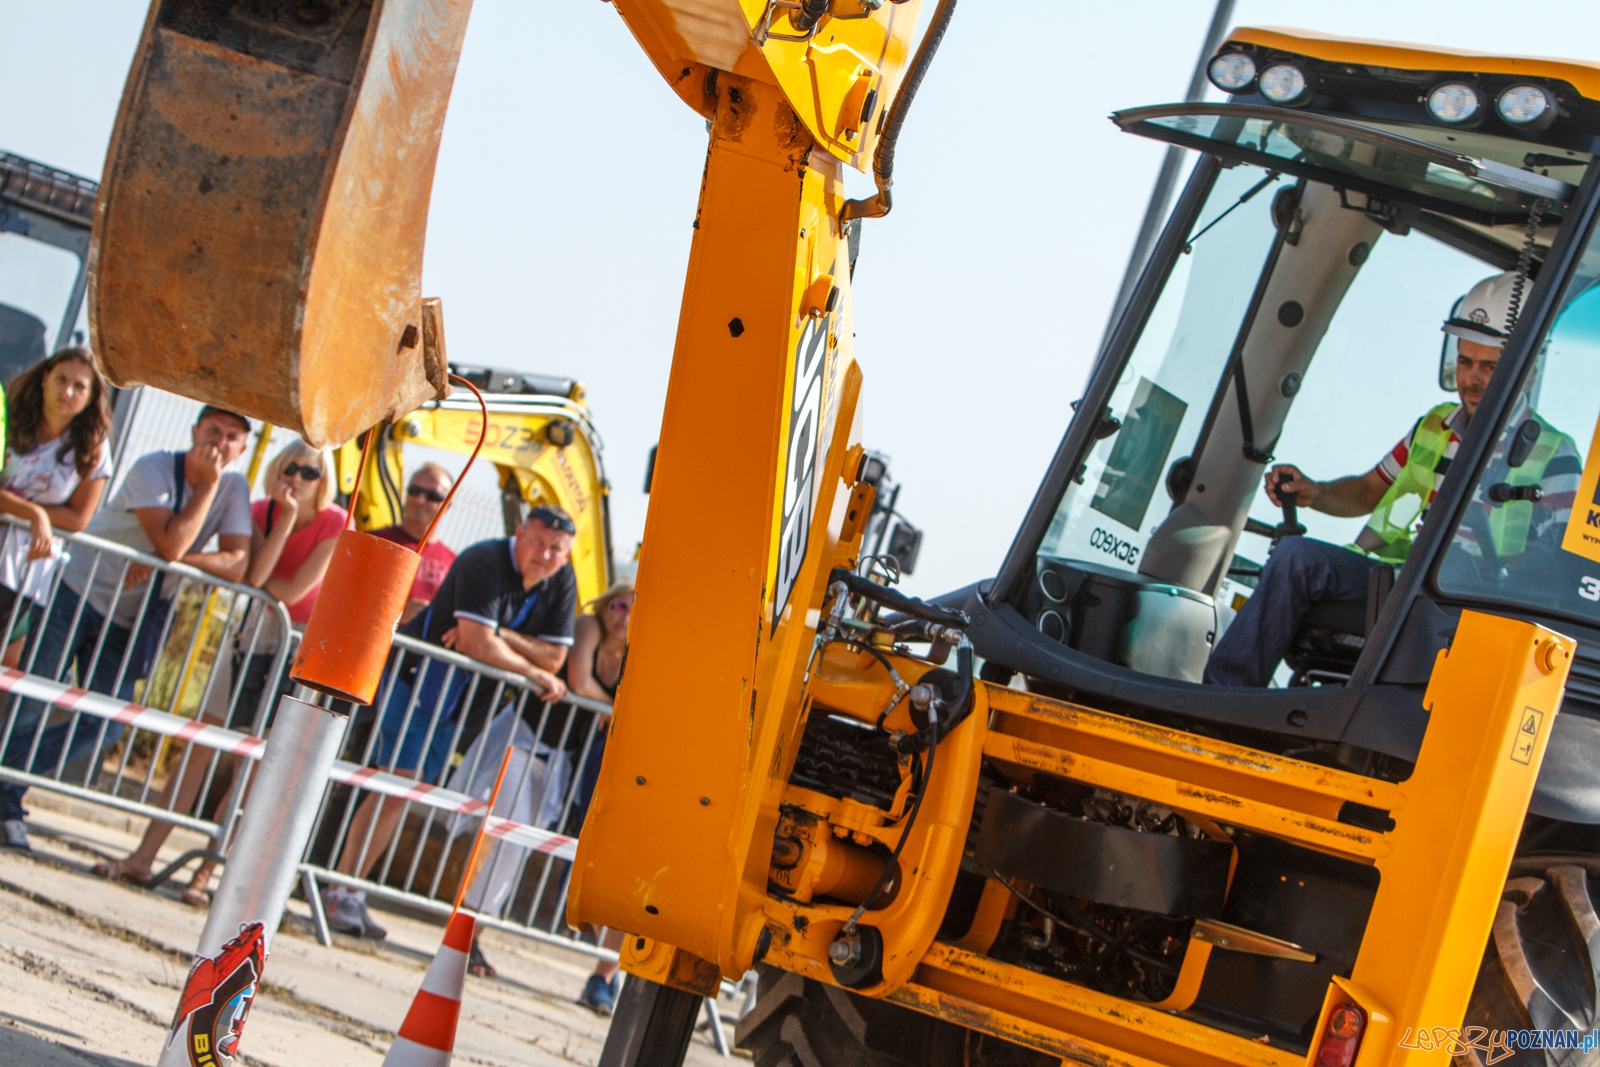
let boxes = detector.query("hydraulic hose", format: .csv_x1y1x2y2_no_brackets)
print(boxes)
829,567,969,628
841,0,957,221
895,639,971,754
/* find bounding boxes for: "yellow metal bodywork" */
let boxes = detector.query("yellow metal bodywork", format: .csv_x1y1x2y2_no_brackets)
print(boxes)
568,66,869,968
563,12,1584,1067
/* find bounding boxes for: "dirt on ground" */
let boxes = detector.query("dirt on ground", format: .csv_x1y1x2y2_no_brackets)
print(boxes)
0,792,745,1066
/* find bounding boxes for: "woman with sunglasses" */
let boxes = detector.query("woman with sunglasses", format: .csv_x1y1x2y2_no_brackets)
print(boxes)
94,439,345,900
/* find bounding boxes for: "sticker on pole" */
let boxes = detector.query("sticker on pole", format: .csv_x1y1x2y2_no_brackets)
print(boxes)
1511,706,1544,765
168,923,265,1066
1562,409,1600,564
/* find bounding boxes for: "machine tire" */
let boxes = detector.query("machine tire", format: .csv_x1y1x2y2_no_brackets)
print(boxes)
734,966,1054,1067
1460,855,1600,1067
598,975,703,1067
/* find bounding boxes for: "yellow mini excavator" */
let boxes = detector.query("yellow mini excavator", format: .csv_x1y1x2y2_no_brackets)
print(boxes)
337,361,617,605
84,2,1600,1066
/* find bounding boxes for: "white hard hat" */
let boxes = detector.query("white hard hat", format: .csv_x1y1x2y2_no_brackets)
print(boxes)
1442,271,1529,348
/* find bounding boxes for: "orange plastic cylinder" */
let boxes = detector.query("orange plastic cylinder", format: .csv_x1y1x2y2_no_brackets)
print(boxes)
291,530,420,704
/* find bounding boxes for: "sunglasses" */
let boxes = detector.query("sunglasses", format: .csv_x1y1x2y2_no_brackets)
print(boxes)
407,485,447,504
282,462,323,481
609,599,634,612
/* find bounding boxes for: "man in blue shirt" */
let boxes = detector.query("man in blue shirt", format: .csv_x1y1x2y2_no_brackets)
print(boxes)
324,505,578,937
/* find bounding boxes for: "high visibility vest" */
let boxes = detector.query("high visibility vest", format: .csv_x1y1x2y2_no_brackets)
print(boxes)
1354,402,1568,562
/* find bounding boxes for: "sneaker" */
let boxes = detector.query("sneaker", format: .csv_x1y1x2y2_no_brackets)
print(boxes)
2,819,29,851
323,887,387,940
579,972,617,1016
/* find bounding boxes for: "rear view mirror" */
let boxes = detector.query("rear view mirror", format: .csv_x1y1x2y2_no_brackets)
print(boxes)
1440,296,1462,392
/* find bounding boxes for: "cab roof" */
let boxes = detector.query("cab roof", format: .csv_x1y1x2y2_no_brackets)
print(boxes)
1229,27,1600,104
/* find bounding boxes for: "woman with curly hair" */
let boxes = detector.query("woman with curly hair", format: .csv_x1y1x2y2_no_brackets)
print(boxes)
0,347,113,664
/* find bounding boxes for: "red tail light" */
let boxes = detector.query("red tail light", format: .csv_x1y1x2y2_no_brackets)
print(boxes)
1316,1005,1368,1067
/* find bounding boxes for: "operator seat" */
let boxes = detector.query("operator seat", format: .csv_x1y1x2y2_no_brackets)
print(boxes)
1283,564,1396,686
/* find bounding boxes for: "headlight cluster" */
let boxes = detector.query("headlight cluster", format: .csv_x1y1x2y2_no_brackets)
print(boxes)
1207,52,1316,106
1207,49,1560,131
1424,80,1558,129
1496,83,1556,128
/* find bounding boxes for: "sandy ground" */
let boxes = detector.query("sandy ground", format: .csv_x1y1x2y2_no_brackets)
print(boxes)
0,791,746,1066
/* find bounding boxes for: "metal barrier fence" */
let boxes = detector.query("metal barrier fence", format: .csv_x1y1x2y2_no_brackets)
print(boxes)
294,629,617,958
0,514,294,846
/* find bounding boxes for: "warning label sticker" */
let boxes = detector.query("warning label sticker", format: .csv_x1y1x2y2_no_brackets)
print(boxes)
1511,707,1544,766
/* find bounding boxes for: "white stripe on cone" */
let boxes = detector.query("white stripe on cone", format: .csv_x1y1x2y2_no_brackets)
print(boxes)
419,946,469,999
0,667,578,859
383,1036,453,1067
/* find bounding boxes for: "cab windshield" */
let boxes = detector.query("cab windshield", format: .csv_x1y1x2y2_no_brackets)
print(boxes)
1437,218,1600,626
1031,142,1556,683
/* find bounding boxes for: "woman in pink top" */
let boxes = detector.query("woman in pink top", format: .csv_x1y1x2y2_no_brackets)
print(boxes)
245,440,346,622
94,439,345,900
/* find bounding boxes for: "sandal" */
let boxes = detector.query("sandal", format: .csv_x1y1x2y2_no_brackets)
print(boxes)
467,938,497,979
90,859,149,885
179,885,210,908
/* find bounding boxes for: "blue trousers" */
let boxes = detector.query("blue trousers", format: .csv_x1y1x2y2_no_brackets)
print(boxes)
1204,536,1379,688
0,585,163,820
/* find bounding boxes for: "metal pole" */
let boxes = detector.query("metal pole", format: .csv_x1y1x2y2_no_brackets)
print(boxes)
157,695,346,1067
1098,0,1237,344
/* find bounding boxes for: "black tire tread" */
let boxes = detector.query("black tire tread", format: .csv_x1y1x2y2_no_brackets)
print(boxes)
735,965,1056,1067
1460,855,1600,1067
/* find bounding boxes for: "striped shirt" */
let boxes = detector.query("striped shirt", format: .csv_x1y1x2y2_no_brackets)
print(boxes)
1375,404,1467,502
1379,400,1582,554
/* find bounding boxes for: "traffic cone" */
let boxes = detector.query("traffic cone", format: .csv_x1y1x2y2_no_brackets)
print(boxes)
382,910,475,1066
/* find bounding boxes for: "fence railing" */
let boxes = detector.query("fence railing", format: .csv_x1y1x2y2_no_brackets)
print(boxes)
0,515,295,847
293,629,615,956
0,512,626,961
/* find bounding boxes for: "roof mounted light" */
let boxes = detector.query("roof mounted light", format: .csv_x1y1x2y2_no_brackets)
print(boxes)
1498,84,1557,130
1427,82,1482,125
1259,63,1312,107
1207,52,1257,93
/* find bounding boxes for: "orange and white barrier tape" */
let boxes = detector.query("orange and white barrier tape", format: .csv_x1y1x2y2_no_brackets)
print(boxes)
0,667,578,861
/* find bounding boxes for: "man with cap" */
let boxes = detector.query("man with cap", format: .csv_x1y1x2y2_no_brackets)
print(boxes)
322,504,579,937
1205,272,1581,688
0,405,254,850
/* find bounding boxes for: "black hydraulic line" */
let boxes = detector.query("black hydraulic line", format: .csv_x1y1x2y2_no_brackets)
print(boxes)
894,641,972,754
842,0,957,221
829,567,969,628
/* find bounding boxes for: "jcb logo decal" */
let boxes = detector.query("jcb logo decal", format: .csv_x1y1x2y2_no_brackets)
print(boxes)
773,304,833,630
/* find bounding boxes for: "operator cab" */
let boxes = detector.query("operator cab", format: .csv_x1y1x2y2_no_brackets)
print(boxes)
0,153,95,379
969,30,1600,786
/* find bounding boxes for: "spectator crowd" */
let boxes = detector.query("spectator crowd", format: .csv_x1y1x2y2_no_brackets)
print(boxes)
0,348,630,1012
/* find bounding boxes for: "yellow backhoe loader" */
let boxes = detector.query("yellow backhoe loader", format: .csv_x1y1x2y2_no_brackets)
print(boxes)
83,3,1600,1066
336,361,617,604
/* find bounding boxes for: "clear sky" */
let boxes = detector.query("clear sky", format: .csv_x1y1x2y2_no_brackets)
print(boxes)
8,2,1600,597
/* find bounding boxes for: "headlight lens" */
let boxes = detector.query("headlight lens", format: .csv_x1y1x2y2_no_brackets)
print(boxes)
1427,82,1481,124
1259,64,1309,105
1498,84,1554,126
1208,52,1257,93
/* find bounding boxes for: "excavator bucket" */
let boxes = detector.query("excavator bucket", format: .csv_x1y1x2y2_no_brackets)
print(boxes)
88,0,474,446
